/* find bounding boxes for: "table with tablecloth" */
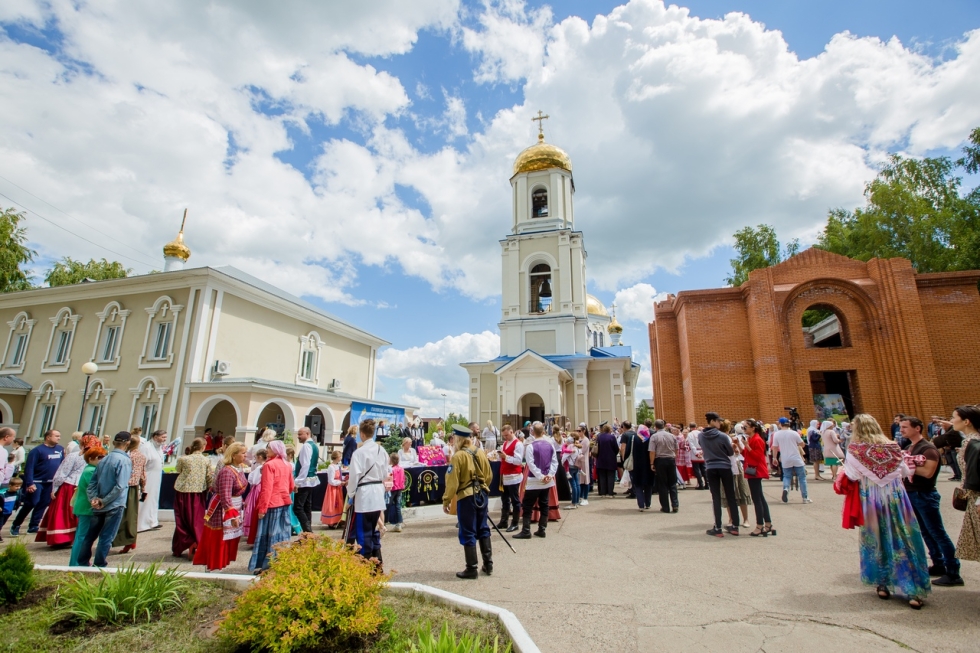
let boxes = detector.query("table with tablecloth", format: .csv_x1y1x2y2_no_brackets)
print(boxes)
159,461,504,510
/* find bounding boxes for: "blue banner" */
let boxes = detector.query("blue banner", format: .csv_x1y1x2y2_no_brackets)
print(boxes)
350,401,407,429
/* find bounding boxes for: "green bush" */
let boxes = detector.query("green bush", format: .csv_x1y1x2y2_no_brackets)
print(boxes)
220,535,389,653
0,540,35,604
411,622,512,653
59,563,187,624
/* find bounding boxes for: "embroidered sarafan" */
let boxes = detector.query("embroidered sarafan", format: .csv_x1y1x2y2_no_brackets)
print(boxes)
848,442,904,479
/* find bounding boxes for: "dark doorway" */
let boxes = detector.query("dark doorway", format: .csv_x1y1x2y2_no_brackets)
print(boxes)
809,370,856,418
306,408,325,444
529,405,545,424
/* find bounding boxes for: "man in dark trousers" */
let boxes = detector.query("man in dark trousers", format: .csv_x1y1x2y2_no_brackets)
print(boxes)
901,416,963,587
9,429,63,536
496,424,524,532
648,419,679,513
515,422,557,539
443,423,493,578
78,431,133,567
700,413,740,537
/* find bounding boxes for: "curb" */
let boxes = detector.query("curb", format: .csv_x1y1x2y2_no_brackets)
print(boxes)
34,564,539,652
388,582,539,653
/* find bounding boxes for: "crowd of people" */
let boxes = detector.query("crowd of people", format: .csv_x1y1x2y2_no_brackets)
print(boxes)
2,404,978,609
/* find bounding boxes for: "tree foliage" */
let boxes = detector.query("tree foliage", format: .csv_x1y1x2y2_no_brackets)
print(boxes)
817,129,980,273
725,224,800,286
0,208,36,293
45,257,131,286
635,399,655,424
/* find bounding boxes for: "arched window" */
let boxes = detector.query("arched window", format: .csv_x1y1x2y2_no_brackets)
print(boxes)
91,301,131,370
296,331,324,387
532,187,549,217
801,304,849,348
2,311,35,373
42,308,81,373
129,377,168,434
139,296,184,368
529,263,553,313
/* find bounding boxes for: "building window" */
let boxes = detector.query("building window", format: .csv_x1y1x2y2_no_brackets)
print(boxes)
529,263,553,313
42,308,81,373
128,377,168,435
532,187,549,217
90,302,131,370
296,331,323,386
599,332,604,347
27,381,65,442
139,296,183,369
87,403,105,435
84,381,114,436
2,312,35,373
139,403,159,434
801,304,849,349
37,403,55,438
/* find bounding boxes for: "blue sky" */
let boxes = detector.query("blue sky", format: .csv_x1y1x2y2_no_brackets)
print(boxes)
1,0,978,415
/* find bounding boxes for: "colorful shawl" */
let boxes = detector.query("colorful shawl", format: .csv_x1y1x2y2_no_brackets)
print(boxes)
844,442,909,486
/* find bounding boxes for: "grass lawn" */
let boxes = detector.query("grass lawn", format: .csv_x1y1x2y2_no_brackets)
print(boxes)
0,572,509,653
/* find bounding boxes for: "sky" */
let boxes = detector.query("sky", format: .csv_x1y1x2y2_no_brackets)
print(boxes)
1,0,979,417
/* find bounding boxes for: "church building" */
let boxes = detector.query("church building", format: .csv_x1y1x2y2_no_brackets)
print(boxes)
462,117,640,429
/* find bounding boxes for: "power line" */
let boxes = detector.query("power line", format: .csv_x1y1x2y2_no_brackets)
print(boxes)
0,191,160,270
0,174,164,265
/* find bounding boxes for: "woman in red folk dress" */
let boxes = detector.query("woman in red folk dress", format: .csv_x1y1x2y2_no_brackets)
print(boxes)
320,450,345,529
194,442,248,572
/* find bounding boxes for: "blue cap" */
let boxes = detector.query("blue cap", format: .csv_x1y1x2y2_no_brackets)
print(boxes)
778,417,789,425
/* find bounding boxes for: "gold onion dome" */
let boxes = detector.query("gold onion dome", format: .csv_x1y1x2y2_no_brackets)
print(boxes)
513,133,573,176
586,294,608,317
163,230,191,261
608,315,623,334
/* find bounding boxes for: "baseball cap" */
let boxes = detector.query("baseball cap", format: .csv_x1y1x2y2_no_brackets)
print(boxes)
113,431,132,443
777,417,789,425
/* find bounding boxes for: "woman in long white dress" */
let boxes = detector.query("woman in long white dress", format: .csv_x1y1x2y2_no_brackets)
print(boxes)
138,429,166,531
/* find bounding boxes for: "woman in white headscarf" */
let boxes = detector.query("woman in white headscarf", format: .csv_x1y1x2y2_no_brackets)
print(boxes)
138,429,167,531
247,428,277,465
821,420,844,479
807,420,826,480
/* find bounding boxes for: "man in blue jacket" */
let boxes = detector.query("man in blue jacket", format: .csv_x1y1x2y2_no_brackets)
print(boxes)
9,429,63,535
76,431,132,567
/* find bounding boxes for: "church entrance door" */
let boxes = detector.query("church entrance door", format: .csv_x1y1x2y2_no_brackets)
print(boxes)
519,392,545,426
809,370,857,419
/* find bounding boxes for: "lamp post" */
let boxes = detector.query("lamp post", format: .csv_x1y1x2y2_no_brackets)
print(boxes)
441,393,447,421
77,361,99,431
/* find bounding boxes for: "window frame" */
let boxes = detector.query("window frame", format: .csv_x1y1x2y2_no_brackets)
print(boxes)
295,331,324,387
138,296,184,369
26,381,65,443
41,308,81,373
2,311,36,374
84,380,115,437
90,301,131,370
127,377,169,434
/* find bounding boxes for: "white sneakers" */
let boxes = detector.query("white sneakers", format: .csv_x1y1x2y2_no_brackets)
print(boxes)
580,499,589,506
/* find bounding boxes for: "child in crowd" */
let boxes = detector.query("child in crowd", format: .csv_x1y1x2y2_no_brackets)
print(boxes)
243,449,267,546
386,452,406,532
0,476,24,542
1,452,14,486
320,451,345,529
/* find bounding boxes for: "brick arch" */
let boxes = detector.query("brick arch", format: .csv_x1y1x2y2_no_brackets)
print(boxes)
778,279,886,422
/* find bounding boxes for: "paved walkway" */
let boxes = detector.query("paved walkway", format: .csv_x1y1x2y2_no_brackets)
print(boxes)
10,475,978,652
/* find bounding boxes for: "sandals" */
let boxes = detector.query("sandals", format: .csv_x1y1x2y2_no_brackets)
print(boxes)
749,528,767,537
876,586,890,600
908,598,924,610
763,525,777,536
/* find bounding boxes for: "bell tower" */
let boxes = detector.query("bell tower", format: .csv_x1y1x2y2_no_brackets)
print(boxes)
499,114,591,357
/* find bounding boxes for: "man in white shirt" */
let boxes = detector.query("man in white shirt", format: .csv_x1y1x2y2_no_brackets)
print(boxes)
293,427,321,533
346,419,391,564
771,417,811,504
514,422,557,540
496,425,524,532
686,423,706,490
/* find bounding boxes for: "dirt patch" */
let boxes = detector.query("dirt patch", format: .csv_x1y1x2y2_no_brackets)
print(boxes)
0,584,55,616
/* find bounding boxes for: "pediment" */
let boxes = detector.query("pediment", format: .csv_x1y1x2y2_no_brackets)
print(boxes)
494,350,567,376
764,248,870,285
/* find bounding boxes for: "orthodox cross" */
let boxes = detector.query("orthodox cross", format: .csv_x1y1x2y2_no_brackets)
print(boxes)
481,401,495,420
180,208,188,233
589,400,609,423
532,110,549,137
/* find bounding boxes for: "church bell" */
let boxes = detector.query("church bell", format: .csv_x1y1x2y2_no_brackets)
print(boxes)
539,278,552,298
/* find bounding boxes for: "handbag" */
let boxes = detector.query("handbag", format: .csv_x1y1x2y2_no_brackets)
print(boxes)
744,466,757,477
952,487,969,512
623,434,636,472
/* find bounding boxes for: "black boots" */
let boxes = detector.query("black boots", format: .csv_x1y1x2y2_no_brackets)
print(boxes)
478,537,493,575
513,516,532,539
456,545,479,579
496,505,510,530
506,510,520,533
535,510,549,537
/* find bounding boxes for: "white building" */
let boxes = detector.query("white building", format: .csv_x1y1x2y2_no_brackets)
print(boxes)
462,123,639,428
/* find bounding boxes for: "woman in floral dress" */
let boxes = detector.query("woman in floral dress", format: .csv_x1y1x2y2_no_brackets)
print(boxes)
842,414,931,609
951,405,980,564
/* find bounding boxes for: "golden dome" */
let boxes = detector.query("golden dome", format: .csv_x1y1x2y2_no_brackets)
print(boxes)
586,294,608,317
163,230,191,261
513,133,572,176
608,315,623,334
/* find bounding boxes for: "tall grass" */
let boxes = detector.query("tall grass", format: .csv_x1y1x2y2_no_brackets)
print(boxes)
59,563,188,625
411,622,512,653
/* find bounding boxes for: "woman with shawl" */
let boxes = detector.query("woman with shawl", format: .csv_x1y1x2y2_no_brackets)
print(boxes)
248,440,294,574
840,414,931,609
194,442,248,572
37,434,100,546
243,449,267,545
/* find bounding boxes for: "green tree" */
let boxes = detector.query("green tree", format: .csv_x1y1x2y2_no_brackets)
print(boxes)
0,208,36,293
45,257,130,287
817,130,980,273
725,224,800,286
635,399,655,424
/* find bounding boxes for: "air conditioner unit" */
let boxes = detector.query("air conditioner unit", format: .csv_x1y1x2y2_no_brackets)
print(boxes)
329,378,342,391
213,360,231,376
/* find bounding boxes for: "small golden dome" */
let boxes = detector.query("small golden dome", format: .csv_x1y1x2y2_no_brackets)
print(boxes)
608,315,623,334
163,231,191,261
513,133,572,176
586,294,608,317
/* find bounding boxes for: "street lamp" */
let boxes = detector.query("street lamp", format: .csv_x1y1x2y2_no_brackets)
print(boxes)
77,361,99,431
441,393,447,421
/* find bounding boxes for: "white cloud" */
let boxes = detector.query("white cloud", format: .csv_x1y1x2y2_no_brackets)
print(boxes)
2,0,979,308
376,331,499,414
614,282,667,324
